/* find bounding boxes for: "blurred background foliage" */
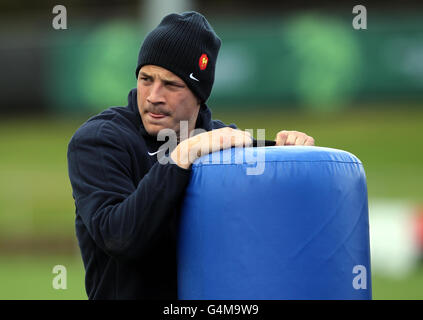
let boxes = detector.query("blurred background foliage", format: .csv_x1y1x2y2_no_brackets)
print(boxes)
0,0,423,299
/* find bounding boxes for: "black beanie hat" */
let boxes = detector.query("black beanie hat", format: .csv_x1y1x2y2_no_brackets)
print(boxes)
135,11,221,103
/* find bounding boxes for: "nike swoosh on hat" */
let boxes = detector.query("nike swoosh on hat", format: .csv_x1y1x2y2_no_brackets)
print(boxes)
189,73,200,82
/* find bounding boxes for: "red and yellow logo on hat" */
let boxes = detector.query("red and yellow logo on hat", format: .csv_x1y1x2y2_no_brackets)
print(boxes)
199,54,208,70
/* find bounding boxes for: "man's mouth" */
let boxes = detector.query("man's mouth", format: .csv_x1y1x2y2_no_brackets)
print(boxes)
147,111,168,119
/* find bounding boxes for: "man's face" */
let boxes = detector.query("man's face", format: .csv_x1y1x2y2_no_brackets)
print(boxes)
137,65,200,137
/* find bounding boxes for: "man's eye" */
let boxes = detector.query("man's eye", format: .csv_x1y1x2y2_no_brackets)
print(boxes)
167,82,183,88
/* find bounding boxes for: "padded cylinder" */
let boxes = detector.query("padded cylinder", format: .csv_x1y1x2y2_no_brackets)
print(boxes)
177,146,372,300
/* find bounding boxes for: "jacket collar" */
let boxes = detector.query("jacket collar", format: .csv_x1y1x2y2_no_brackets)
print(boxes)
127,88,213,140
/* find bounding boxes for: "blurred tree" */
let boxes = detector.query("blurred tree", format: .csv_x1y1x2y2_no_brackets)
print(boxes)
283,13,361,111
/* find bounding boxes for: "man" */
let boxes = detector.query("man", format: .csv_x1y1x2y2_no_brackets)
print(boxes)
67,11,314,300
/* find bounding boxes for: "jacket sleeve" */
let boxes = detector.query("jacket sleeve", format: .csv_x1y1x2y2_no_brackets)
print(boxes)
67,120,191,261
212,119,237,130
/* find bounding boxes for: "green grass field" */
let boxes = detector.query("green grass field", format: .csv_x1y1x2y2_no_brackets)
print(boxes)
0,253,422,300
0,254,86,300
0,107,422,299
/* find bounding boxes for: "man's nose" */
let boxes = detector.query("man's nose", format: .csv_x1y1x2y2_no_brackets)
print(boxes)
146,82,166,105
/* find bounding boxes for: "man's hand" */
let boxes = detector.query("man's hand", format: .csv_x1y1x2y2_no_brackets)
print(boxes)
275,130,315,146
171,127,253,169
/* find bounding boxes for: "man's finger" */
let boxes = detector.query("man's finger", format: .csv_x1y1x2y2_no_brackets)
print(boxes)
243,130,253,147
294,135,306,146
232,130,253,148
285,133,297,146
276,131,288,146
304,136,315,146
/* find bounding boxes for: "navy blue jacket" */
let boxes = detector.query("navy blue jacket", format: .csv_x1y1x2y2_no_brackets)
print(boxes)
67,88,234,299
